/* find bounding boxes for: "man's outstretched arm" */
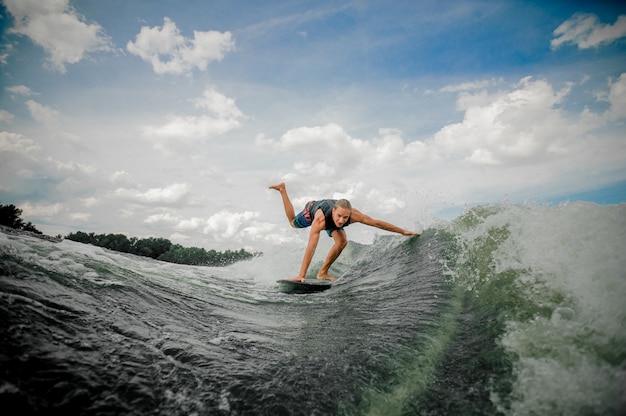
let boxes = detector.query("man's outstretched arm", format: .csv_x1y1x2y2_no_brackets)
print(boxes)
350,209,420,236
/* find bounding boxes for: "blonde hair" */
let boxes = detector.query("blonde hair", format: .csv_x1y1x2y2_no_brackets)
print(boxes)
334,199,352,211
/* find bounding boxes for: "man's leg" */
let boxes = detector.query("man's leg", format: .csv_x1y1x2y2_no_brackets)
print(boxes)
269,182,296,226
317,230,348,281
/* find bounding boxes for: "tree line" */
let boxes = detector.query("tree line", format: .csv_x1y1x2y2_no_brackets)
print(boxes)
1,203,258,267
0,204,42,234
65,231,257,266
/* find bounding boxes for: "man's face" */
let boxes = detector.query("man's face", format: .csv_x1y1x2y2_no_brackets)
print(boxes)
332,207,351,228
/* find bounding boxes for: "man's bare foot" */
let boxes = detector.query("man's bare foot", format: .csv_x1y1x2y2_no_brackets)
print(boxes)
316,272,336,282
287,276,305,282
269,182,286,192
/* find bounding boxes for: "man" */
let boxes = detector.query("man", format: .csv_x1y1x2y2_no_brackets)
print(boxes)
269,182,420,282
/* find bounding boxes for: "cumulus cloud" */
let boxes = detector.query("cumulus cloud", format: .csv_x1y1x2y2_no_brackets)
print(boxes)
3,0,113,72
0,131,41,156
261,76,619,177
607,73,626,120
259,75,624,214
365,189,406,214
552,13,626,50
143,86,245,151
144,212,179,225
109,170,133,185
52,160,99,175
203,210,261,241
69,212,91,222
256,123,368,170
0,43,12,65
81,197,98,208
114,183,191,205
26,100,60,125
257,123,354,153
430,77,577,165
257,123,427,190
22,100,86,150
6,85,36,97
127,17,235,75
142,208,282,244
0,110,15,124
19,201,64,218
144,212,206,232
177,217,207,231
437,78,503,93
192,87,244,120
146,114,240,142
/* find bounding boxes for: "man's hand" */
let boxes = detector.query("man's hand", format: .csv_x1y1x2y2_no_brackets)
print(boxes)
402,230,420,236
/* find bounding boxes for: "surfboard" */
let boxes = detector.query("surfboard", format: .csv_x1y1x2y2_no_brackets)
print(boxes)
277,279,332,294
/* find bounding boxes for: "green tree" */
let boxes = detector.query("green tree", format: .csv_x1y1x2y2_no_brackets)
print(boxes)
65,231,93,243
98,233,132,253
64,230,258,266
0,203,42,234
131,237,172,259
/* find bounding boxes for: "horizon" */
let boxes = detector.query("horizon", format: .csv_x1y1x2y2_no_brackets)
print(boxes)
1,0,625,250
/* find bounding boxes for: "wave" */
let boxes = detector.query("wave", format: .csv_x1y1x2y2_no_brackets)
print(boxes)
0,201,624,415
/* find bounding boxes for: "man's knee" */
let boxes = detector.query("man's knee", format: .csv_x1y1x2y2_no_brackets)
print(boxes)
334,236,348,249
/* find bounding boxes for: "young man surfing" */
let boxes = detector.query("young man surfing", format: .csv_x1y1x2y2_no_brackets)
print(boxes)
269,183,420,282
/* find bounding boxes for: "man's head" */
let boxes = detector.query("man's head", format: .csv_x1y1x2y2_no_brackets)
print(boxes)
332,199,352,228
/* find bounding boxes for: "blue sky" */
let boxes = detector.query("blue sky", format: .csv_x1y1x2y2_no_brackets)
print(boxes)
1,0,625,250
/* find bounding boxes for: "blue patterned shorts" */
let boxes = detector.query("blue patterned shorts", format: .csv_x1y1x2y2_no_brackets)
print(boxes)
293,201,314,228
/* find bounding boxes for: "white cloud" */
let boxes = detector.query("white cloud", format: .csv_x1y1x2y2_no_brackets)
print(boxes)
0,43,12,65
177,217,206,231
258,124,432,175
438,78,503,93
552,13,626,50
256,123,368,171
169,232,191,243
6,85,35,97
192,87,244,120
53,131,86,150
607,73,626,120
81,197,98,207
293,160,337,178
257,123,352,153
365,189,405,214
257,75,624,222
127,17,235,75
0,110,15,124
26,100,60,125
203,210,261,241
19,201,64,218
144,212,206,232
0,131,41,155
430,77,577,165
114,183,191,205
143,210,279,244
52,160,98,175
144,212,179,225
24,100,86,150
109,170,133,184
147,114,240,141
143,86,246,152
69,212,91,222
372,129,406,164
3,0,112,72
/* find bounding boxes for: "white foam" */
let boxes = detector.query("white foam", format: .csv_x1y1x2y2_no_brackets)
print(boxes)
472,202,626,414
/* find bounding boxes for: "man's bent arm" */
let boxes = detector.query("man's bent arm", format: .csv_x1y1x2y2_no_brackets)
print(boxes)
295,212,326,280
